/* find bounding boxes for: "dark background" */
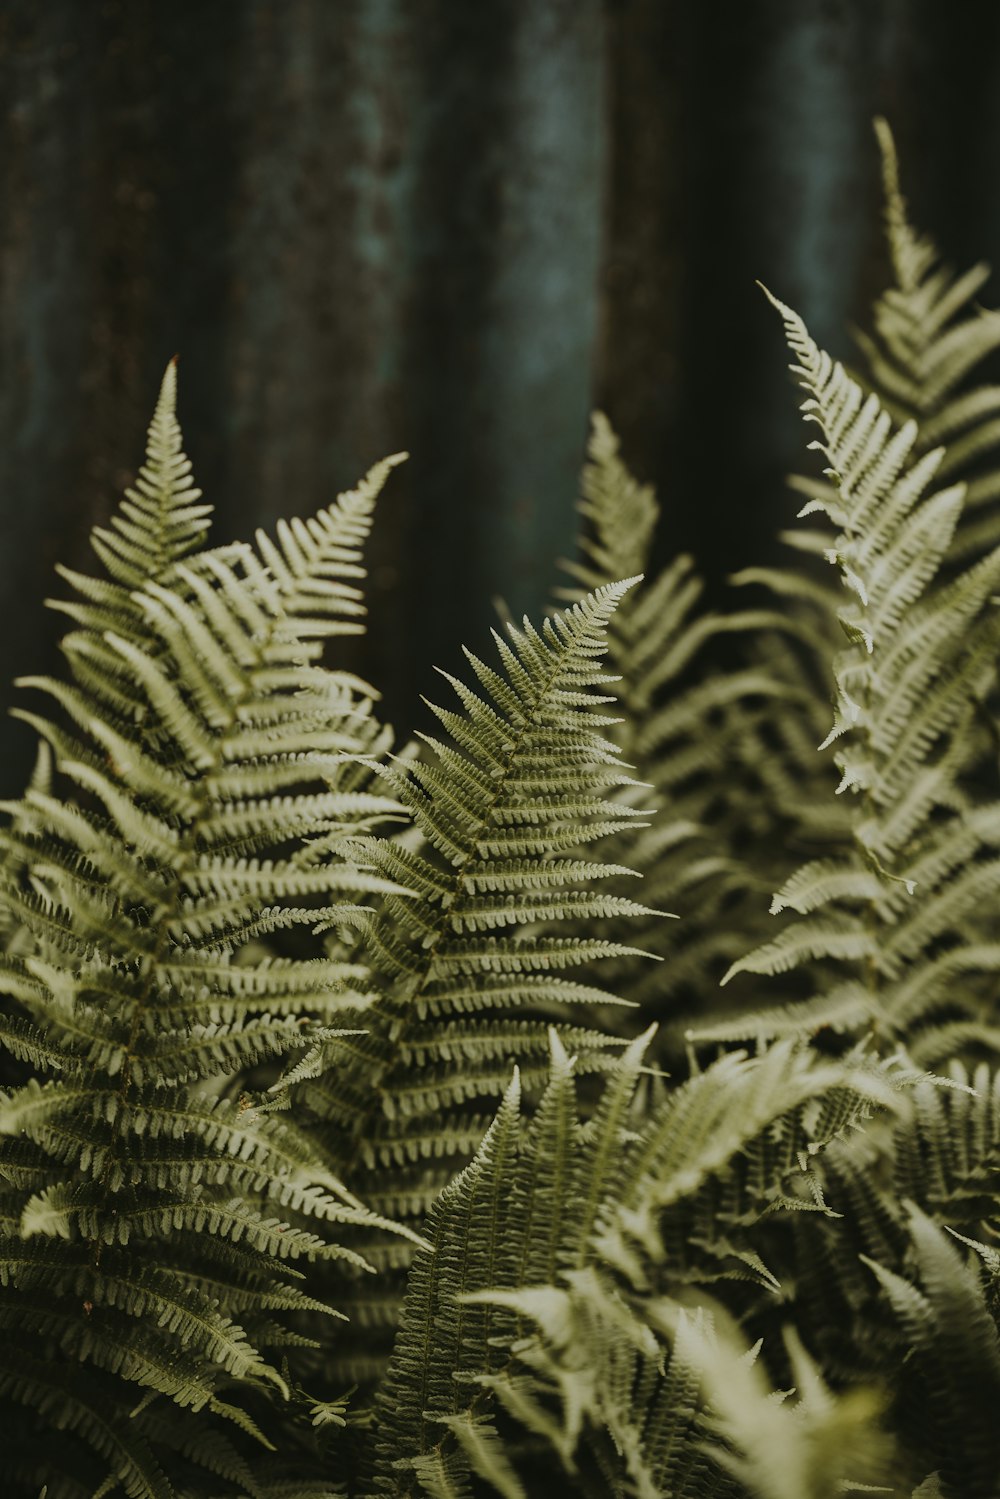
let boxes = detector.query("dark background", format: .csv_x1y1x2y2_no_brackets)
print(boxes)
2,0,999,793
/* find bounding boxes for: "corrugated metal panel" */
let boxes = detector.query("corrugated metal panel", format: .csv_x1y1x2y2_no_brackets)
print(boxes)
1,0,998,789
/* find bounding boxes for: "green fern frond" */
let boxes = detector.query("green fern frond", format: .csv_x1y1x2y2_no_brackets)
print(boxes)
0,373,414,1494
859,123,1000,559
369,1067,524,1492
722,290,1000,1059
368,1032,906,1496
862,1205,1000,1498
598,1039,900,1282
294,581,655,1234
766,1049,1000,1495
254,452,407,641
552,414,838,1027
664,1310,894,1499
559,411,659,595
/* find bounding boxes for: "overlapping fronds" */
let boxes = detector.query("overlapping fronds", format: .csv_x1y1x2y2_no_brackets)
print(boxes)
656,1311,895,1499
736,118,1000,1052
555,416,840,1024
0,374,413,1496
290,580,657,1316
716,292,1000,1062
863,1207,1000,1499
786,1076,1000,1499
367,1031,906,1497
8,124,1000,1499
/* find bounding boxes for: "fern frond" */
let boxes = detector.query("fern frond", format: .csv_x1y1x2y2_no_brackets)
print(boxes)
862,1205,1000,1498
836,120,1000,575
723,291,1000,1059
295,582,654,1248
552,414,839,1027
369,1068,524,1491
254,452,407,640
598,1039,900,1281
663,1310,894,1499
0,373,413,1493
368,1032,905,1495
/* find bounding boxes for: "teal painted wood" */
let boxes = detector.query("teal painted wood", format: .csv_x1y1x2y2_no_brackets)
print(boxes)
2,0,1000,789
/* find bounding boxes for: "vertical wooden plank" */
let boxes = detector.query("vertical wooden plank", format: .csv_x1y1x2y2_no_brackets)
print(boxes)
595,0,684,548
213,0,417,716
476,0,606,619
219,0,409,523
5,0,1000,793
372,0,607,726
0,0,249,792
608,0,890,584
0,2,99,789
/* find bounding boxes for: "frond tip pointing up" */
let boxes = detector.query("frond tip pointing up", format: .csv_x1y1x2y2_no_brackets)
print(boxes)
90,359,213,590
722,287,1000,1065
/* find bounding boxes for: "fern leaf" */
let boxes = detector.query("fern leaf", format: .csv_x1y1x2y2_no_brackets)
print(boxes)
291,580,656,1381
0,371,412,1491
369,1034,904,1495
724,290,1000,1056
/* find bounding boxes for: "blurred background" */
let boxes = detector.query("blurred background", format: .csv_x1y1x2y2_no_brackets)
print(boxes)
2,0,1000,792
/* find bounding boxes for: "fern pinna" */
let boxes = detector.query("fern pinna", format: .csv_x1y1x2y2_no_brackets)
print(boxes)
0,368,413,1499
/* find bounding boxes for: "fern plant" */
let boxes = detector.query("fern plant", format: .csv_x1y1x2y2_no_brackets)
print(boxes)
0,368,418,1498
554,415,846,1029
784,1077,1000,1498
285,571,662,1383
367,1029,905,1497
708,290,1000,1064
6,123,1000,1499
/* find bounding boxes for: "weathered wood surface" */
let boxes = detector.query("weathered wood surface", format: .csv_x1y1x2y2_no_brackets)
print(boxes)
1,0,998,790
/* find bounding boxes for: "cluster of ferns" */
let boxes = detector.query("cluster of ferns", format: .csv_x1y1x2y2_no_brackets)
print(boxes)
4,121,1000,1499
